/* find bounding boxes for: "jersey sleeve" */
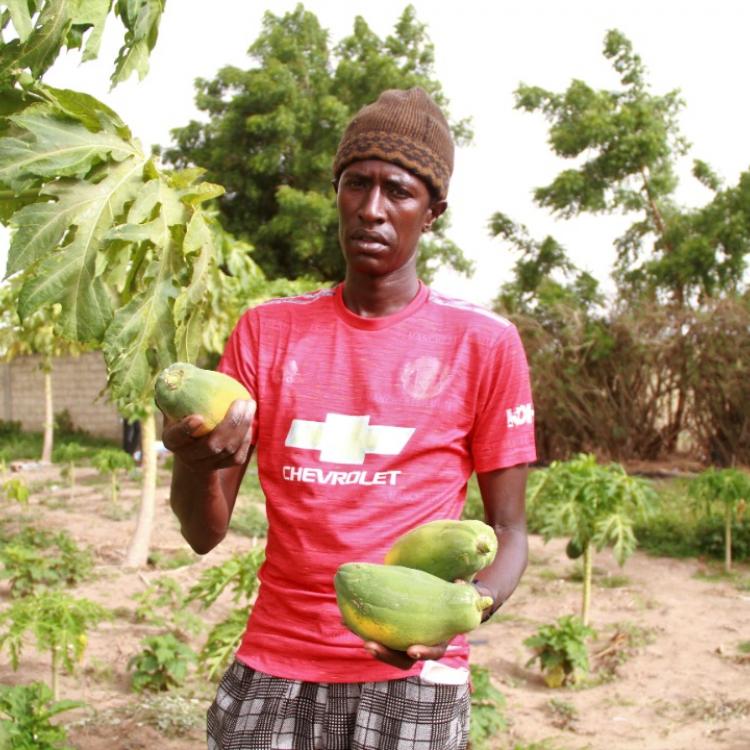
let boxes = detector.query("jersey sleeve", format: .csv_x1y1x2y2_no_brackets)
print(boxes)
217,308,260,441
470,323,537,472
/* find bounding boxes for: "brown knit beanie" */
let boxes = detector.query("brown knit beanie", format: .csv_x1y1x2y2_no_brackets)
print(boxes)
333,87,454,200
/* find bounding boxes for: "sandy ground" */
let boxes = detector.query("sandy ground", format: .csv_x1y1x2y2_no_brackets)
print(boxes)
1,463,748,750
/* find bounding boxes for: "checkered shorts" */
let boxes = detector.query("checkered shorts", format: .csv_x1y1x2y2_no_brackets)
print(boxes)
207,660,470,749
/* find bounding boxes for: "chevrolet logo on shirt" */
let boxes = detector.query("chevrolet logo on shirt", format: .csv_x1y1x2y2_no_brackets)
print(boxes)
284,413,415,465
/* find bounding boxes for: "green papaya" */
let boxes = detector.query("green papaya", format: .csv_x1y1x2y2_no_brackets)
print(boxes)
565,539,584,560
154,362,252,436
334,562,493,651
383,519,498,581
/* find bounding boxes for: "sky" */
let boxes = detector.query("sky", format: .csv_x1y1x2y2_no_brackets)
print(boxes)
2,0,750,306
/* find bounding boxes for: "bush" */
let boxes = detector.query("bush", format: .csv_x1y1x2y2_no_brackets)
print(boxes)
0,682,83,750
128,634,196,693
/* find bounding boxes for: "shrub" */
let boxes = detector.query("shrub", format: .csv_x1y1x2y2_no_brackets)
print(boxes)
128,633,197,693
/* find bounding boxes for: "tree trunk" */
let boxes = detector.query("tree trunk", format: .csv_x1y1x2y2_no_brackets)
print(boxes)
581,542,593,626
724,503,733,574
50,645,60,702
41,367,53,463
124,411,158,568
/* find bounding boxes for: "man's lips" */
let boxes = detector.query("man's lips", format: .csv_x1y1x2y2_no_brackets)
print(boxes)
349,229,389,249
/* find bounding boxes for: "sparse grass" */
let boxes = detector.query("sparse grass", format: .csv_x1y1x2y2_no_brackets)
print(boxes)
546,698,578,730
147,548,199,571
693,562,750,591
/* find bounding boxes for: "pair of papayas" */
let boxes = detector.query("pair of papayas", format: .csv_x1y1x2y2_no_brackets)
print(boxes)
334,519,498,650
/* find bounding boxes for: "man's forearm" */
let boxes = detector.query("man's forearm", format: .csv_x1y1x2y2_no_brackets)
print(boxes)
170,458,244,554
473,524,528,613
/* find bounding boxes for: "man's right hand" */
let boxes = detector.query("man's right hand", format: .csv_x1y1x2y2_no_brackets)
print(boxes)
162,398,256,473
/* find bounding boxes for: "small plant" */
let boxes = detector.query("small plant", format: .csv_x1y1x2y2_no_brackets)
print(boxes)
198,608,249,681
0,590,111,700
185,547,265,609
0,681,83,750
132,693,205,737
128,633,197,692
468,663,507,750
0,528,94,597
2,477,29,505
229,502,268,539
91,448,135,505
147,548,198,570
184,548,264,679
688,467,750,573
131,576,202,637
528,453,656,624
53,443,88,498
524,615,596,688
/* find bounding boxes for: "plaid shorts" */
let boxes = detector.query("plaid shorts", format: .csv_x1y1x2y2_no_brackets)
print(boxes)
207,660,471,750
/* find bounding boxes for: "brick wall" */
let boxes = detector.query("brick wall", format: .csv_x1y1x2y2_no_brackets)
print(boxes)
0,352,122,442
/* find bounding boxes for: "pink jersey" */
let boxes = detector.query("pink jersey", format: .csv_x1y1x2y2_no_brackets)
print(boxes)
217,281,536,682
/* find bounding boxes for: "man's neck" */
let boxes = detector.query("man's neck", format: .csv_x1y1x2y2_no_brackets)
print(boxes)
342,268,420,318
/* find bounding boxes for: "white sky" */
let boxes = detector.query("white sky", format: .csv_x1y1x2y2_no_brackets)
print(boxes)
3,0,750,306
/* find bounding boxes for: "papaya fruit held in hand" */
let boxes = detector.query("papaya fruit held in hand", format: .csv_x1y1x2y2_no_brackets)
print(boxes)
154,362,252,436
384,519,498,582
334,562,493,651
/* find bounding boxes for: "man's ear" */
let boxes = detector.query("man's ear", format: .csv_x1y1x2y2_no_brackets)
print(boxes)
423,200,448,232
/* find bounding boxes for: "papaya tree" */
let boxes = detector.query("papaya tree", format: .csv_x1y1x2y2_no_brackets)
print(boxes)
528,454,656,625
0,273,85,463
0,589,111,700
688,467,750,573
0,1,286,567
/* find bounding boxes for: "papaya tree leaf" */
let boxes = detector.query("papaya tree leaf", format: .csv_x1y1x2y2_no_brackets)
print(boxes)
0,0,73,80
15,156,146,340
111,0,165,86
6,0,35,42
0,105,138,193
71,0,113,62
102,177,195,410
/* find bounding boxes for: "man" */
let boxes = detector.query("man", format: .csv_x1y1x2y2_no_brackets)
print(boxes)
164,87,536,749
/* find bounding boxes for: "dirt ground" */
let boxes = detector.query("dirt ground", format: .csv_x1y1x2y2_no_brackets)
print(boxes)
1,463,749,750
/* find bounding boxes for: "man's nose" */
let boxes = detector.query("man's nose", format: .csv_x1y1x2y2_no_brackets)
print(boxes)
359,186,386,223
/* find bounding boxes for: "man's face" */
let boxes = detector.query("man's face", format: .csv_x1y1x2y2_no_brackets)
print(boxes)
336,159,446,277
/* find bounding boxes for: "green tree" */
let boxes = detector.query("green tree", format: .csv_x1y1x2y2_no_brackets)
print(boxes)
0,590,111,700
163,4,473,283
528,454,656,625
0,1,294,567
688,467,750,573
509,29,750,306
0,274,85,463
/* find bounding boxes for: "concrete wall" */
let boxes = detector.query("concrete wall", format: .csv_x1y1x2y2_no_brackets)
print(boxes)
0,352,122,442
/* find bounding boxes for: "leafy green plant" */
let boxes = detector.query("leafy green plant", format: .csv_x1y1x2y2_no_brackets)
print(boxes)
0,590,111,700
229,502,268,539
53,443,88,498
0,528,94,597
185,548,265,609
688,467,750,573
528,454,656,624
198,608,249,681
468,663,507,750
128,633,196,693
2,477,29,504
524,615,596,688
91,448,135,505
0,681,83,750
131,576,202,637
185,548,264,679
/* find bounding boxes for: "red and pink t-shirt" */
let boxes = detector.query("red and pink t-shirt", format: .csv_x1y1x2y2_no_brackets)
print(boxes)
218,281,536,683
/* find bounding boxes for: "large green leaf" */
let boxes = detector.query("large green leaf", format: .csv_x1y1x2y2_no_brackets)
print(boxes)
0,0,73,80
0,105,137,192
111,0,165,86
16,156,146,341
